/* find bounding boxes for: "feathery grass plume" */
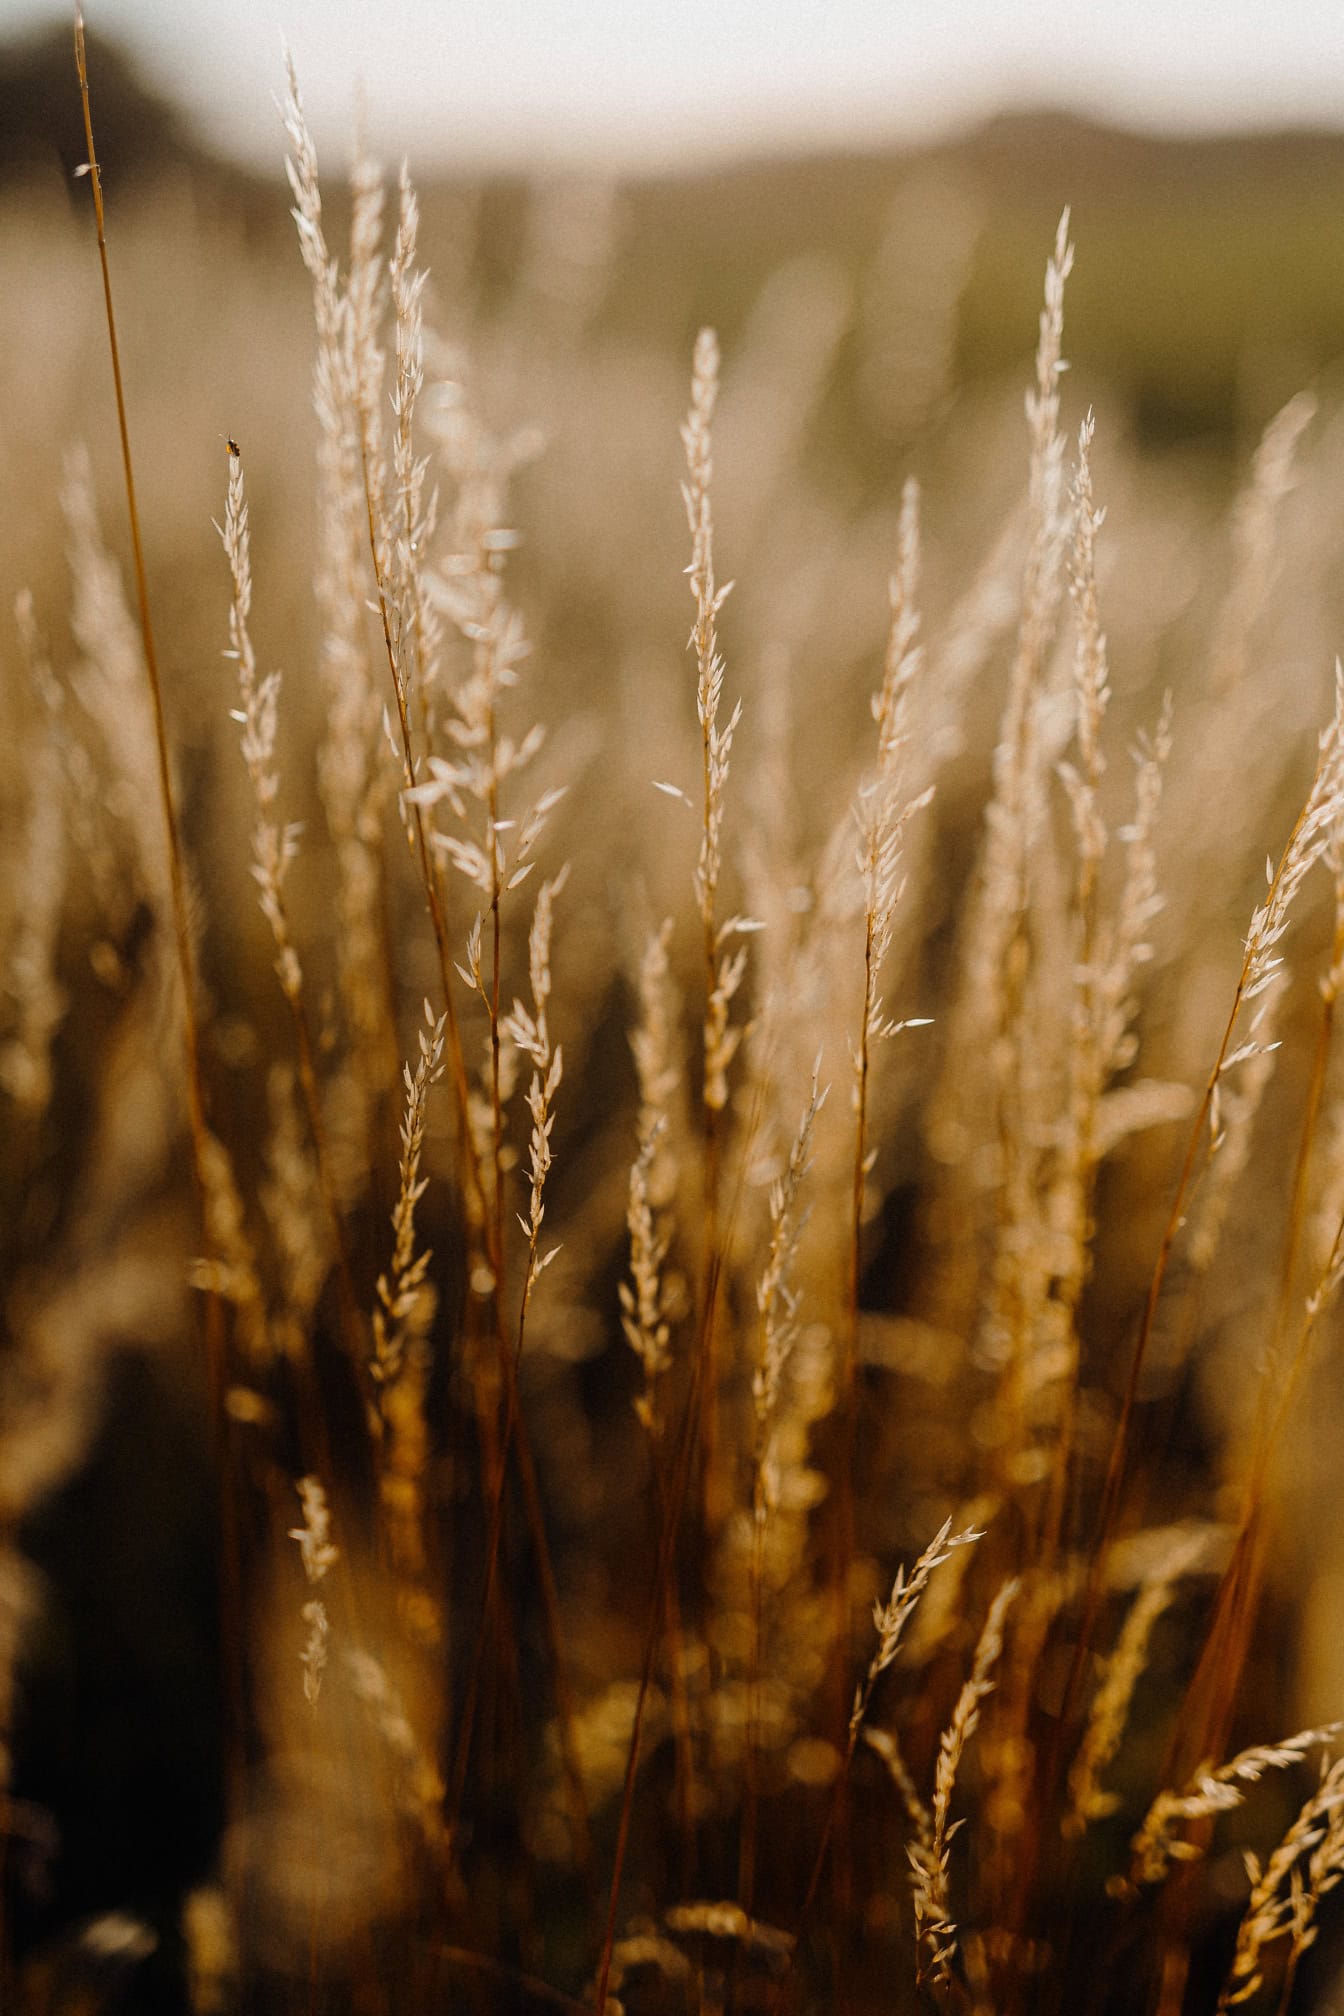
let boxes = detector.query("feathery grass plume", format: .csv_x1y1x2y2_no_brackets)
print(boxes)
386,165,442,739
840,475,935,1691
449,870,592,1881
911,1576,1018,1990
967,208,1075,1031
684,329,747,1120
1063,1529,1207,1838
412,391,559,1288
1002,410,1125,1525
1178,817,1344,1787
61,448,169,935
742,1061,828,1901
1092,693,1174,1113
1122,1724,1343,1891
751,1060,829,1496
372,1000,447,1394
221,441,370,1388
620,919,681,1434
1218,1753,1344,2010
14,582,118,927
1207,390,1317,699
920,215,1074,1462
371,1000,447,1639
289,1475,339,1706
346,150,492,1248
1010,427,1171,1619
502,866,568,1313
1068,662,1344,1739
284,60,397,1131
2,595,67,1112
407,389,592,1870
1186,973,1286,1277
1275,1761,1344,2012
765,1521,984,2012
189,1131,270,1368
259,1065,330,1364
344,1648,447,1850
681,325,747,1527
857,1521,986,1742
850,476,935,1231
1301,829,1344,1286
220,445,303,1008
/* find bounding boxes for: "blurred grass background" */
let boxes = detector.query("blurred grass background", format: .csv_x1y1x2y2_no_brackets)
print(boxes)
8,18,1344,2012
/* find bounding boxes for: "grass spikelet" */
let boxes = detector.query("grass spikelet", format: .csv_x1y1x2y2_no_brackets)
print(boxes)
1123,1725,1343,1891
372,1000,447,1395
1218,1754,1344,2010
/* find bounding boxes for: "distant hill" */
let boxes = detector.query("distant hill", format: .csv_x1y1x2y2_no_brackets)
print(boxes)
0,22,261,208
7,22,1344,449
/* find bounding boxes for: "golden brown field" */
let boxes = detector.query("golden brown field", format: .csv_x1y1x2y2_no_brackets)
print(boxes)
9,21,1344,2016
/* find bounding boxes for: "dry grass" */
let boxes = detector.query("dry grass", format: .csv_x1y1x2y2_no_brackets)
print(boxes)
11,28,1344,2016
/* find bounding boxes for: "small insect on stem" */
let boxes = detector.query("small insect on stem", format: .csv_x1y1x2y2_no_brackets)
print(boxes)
226,437,240,458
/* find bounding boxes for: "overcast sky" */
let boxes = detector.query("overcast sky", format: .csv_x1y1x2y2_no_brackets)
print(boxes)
5,0,1344,169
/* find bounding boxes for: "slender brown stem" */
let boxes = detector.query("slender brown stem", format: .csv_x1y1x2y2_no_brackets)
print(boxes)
436,1943,591,2016
74,11,223,1420
593,1272,713,2016
593,1075,765,2015
447,1262,595,1888
72,10,248,1912
739,1490,766,1920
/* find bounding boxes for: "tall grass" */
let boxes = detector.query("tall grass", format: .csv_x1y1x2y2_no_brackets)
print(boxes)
8,28,1344,2016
